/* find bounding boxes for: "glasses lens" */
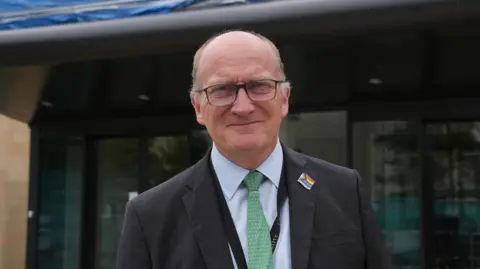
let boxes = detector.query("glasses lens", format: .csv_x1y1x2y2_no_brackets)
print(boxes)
204,80,279,106
246,80,276,101
207,85,237,106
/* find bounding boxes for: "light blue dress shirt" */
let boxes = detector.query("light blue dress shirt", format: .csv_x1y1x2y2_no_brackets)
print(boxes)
211,140,292,269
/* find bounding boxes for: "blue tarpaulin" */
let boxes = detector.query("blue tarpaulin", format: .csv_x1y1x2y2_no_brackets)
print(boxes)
0,0,261,30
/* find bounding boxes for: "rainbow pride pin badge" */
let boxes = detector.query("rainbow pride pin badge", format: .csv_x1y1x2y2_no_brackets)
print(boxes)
297,173,315,190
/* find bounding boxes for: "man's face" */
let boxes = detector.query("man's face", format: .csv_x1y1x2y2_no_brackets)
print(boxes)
191,32,290,156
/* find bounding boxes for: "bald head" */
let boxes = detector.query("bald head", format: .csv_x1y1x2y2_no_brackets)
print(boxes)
190,30,287,92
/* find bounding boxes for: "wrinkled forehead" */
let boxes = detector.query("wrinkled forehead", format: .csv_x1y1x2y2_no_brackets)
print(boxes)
196,35,279,86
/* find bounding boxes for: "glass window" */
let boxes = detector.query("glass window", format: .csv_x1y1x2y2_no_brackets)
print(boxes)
428,122,480,269
145,136,190,189
144,131,212,191
353,121,421,269
188,129,212,164
280,111,347,166
37,137,84,269
95,138,139,269
95,135,198,268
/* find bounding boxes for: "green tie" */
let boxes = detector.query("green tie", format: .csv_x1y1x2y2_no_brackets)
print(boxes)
244,171,274,269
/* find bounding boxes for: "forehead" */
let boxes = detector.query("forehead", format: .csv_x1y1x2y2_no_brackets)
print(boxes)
196,33,278,84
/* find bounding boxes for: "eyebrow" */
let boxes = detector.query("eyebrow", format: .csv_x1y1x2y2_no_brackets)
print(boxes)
209,76,273,85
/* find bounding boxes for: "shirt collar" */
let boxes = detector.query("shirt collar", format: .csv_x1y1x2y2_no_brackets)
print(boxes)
211,139,283,200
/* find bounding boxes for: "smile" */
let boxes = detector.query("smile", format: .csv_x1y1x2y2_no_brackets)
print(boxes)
229,121,261,127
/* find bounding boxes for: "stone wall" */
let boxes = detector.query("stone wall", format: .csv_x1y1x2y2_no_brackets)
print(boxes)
0,115,30,269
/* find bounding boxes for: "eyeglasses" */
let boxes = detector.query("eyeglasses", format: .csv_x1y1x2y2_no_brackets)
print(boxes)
196,79,286,107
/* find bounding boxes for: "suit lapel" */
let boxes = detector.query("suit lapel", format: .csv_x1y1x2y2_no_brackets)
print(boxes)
182,153,234,269
283,146,316,269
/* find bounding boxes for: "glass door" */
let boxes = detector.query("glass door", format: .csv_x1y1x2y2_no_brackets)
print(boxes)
145,136,190,189
427,122,480,269
94,132,211,269
95,138,140,269
36,137,84,269
352,121,421,269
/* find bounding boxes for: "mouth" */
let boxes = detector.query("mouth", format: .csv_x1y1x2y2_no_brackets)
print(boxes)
228,121,261,127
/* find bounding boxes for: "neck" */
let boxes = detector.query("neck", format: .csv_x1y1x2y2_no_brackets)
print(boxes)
217,140,278,170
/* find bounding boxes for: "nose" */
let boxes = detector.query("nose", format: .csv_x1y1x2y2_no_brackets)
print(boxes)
230,88,254,116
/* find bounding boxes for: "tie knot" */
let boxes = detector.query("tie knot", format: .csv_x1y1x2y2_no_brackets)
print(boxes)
244,171,264,192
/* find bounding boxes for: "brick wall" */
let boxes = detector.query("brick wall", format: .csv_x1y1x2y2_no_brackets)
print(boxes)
0,115,30,269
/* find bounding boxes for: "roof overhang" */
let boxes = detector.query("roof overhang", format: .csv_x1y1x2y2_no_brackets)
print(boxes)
0,0,479,66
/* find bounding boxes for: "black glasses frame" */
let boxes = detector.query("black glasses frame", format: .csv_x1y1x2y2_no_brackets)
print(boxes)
196,79,287,106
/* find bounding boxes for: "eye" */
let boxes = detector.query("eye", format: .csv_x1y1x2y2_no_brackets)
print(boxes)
249,81,268,88
248,80,274,93
210,85,230,91
208,84,235,98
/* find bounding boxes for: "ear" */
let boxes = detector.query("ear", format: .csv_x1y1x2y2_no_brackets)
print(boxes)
280,87,290,117
190,93,206,126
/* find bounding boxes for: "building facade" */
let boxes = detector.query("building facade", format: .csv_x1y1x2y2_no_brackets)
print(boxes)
0,115,30,269
1,1,480,269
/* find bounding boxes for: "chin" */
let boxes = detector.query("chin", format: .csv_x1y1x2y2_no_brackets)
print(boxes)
228,134,265,151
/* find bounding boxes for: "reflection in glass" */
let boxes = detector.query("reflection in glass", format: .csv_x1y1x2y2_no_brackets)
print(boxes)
353,121,421,269
37,137,83,269
189,129,212,164
94,133,212,268
146,136,190,189
428,122,480,269
95,139,139,269
279,111,347,166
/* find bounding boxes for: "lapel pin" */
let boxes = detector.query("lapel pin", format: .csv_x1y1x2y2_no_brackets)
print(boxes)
297,173,315,190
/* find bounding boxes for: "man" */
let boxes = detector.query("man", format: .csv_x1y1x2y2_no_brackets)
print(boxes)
116,30,392,269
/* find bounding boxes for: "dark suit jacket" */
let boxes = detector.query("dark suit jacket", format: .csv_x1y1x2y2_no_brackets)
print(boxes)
116,145,392,269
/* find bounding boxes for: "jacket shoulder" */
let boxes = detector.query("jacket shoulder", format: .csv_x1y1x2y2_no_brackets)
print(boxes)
296,152,364,224
300,152,356,178
295,151,359,190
